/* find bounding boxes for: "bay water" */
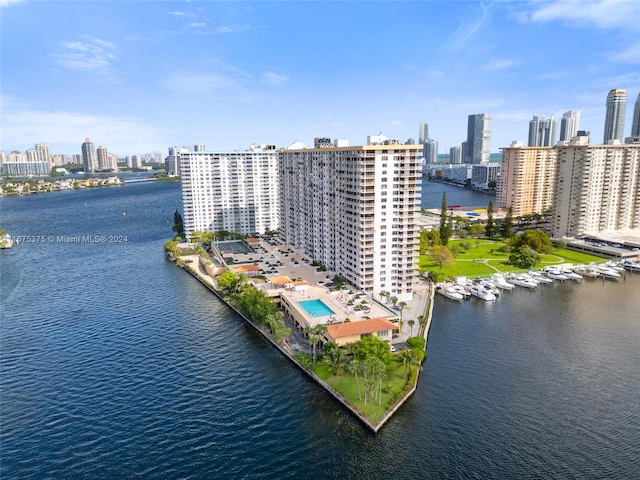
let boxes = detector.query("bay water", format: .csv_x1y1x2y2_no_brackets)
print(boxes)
1,179,638,479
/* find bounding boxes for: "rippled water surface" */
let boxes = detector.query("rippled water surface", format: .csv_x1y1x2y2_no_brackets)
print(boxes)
1,181,639,479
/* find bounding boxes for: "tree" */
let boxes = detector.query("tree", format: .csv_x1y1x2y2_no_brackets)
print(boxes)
217,270,240,293
325,344,347,376
353,334,392,363
469,223,485,237
439,192,448,243
389,295,398,307
408,319,416,336
429,245,454,273
347,358,363,400
397,301,407,320
485,201,496,239
443,212,453,245
510,229,552,254
501,206,514,239
418,315,428,336
509,247,540,268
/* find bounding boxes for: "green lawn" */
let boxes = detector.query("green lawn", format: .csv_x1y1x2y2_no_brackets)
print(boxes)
420,239,606,279
323,360,413,424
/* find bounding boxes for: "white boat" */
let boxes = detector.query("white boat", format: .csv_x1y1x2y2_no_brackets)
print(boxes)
436,284,464,301
597,266,620,279
472,279,500,296
509,274,538,289
622,261,640,272
574,265,601,278
562,269,583,281
468,284,497,301
491,274,514,290
543,268,568,281
451,284,471,299
528,271,553,284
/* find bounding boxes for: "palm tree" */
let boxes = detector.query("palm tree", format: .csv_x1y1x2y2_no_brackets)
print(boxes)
418,315,428,336
408,319,416,337
325,345,346,376
397,301,407,320
348,358,363,401
390,295,398,307
308,334,320,365
379,291,388,303
397,350,413,372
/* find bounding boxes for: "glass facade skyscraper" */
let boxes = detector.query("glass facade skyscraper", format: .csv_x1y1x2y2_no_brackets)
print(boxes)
603,89,627,144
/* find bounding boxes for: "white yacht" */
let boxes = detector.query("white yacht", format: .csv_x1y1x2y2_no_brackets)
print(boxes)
468,284,497,301
528,271,553,284
597,266,621,279
543,268,569,281
508,274,538,289
622,260,640,272
491,274,514,290
436,284,464,302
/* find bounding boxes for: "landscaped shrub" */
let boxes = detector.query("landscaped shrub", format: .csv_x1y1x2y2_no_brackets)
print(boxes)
407,336,426,351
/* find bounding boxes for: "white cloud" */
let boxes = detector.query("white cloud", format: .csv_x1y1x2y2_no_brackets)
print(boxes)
523,0,640,30
160,71,253,103
168,10,196,17
444,3,492,51
214,24,253,34
607,41,640,64
186,22,207,29
52,37,118,78
390,120,404,126
262,72,288,87
482,59,519,71
0,0,26,7
0,97,169,155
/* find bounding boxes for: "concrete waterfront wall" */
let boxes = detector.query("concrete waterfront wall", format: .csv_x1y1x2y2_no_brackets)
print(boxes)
172,255,436,433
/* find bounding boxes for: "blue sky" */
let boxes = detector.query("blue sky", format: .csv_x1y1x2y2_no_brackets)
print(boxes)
1,0,639,157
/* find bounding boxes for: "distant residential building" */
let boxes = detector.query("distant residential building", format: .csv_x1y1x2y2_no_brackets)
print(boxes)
366,132,389,145
603,88,627,144
497,141,559,217
180,147,281,238
71,154,83,165
423,139,438,164
280,144,422,301
35,144,50,164
81,138,98,173
314,137,332,148
107,154,119,171
2,161,50,176
97,146,108,170
334,139,350,147
286,141,307,150
418,122,429,144
559,110,580,143
553,138,640,237
194,143,206,152
425,163,471,182
471,163,500,189
528,115,557,147
26,149,38,162
449,146,462,164
131,155,143,169
632,93,640,137
466,114,491,164
461,141,468,164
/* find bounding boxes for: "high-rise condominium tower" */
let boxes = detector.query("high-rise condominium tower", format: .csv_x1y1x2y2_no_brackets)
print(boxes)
449,146,461,164
528,115,557,147
466,114,491,164
603,88,627,144
559,110,580,143
632,93,640,137
281,144,422,301
423,139,438,163
418,122,429,144
97,146,108,170
35,143,50,164
180,147,280,238
81,138,98,173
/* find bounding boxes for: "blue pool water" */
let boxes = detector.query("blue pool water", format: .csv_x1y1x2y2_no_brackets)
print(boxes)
298,299,335,317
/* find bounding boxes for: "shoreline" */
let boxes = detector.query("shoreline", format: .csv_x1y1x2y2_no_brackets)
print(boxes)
171,253,436,433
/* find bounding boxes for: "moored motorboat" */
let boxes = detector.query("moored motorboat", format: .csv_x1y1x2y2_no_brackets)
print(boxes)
436,284,465,301
622,260,640,272
468,284,497,301
508,274,538,289
491,274,515,290
528,271,553,284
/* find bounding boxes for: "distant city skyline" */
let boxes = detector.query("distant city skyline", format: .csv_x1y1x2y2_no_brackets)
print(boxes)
1,1,639,155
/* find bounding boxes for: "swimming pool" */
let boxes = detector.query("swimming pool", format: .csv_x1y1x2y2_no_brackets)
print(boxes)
298,299,335,317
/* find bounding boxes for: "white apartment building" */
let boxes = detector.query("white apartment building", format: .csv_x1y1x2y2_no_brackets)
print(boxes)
552,138,640,238
180,149,280,239
497,142,558,217
280,144,422,301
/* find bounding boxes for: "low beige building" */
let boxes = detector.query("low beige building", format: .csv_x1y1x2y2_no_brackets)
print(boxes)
325,318,396,347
